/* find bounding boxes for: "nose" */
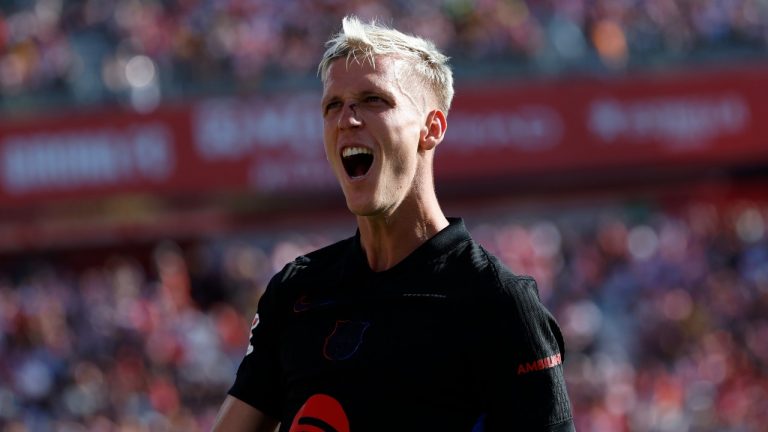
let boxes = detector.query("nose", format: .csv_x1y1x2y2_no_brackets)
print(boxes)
338,102,362,129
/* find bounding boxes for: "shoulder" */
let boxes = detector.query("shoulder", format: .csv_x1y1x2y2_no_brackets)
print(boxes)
260,236,354,308
273,236,354,284
455,242,555,340
451,240,540,302
256,236,354,317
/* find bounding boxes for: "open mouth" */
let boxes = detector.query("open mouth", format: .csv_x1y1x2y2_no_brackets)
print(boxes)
341,147,374,178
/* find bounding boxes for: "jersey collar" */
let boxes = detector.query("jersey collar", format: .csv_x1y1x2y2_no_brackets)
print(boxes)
342,217,471,281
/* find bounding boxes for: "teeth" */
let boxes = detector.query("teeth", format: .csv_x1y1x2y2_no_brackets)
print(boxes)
342,147,372,158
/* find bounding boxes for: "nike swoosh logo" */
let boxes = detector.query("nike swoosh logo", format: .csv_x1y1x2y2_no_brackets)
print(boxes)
293,295,337,313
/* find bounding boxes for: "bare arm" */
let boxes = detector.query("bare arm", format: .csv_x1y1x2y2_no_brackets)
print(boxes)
212,395,280,432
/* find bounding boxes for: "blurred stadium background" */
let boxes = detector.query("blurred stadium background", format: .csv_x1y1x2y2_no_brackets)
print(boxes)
1,1,767,431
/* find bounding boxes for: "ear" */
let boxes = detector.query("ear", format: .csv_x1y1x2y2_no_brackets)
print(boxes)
420,109,447,151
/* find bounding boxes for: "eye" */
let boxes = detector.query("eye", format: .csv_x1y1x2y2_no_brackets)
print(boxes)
363,95,385,104
323,100,342,115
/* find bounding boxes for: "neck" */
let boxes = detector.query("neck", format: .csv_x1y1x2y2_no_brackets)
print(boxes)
356,193,449,272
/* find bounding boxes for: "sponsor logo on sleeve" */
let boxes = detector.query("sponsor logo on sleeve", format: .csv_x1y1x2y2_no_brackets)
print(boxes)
517,353,562,375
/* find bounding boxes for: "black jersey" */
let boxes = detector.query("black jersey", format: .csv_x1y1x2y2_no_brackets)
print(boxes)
229,218,574,431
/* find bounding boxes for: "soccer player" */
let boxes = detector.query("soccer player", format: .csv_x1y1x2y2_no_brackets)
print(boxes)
213,16,574,432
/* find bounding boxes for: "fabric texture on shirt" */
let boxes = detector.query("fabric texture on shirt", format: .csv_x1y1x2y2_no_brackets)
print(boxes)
229,218,574,431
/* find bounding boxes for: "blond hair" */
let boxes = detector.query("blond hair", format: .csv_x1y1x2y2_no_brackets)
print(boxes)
318,16,454,114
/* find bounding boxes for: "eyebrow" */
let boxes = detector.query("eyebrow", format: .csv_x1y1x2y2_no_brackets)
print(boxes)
320,95,340,108
321,88,396,108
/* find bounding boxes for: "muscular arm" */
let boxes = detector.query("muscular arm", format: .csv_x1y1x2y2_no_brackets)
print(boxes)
212,396,280,432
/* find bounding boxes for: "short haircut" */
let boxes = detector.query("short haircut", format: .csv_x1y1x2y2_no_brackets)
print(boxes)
318,16,454,114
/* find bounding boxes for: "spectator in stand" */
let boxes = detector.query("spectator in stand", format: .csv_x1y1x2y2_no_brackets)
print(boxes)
0,198,766,430
2,0,767,113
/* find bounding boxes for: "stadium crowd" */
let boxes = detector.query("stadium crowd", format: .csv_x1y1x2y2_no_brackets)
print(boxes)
3,1,768,431
1,196,766,431
2,0,768,110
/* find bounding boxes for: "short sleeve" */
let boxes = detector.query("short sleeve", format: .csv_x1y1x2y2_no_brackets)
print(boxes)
228,272,285,420
477,275,574,431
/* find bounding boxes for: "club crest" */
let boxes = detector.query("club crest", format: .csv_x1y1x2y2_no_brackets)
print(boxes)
323,320,370,361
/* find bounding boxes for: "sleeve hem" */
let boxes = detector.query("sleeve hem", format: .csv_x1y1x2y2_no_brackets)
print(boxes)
545,417,576,432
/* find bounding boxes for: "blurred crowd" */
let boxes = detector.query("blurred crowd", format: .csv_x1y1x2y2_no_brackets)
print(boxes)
2,0,768,112
1,195,766,431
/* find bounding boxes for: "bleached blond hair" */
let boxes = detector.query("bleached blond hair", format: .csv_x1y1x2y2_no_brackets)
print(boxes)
318,16,454,114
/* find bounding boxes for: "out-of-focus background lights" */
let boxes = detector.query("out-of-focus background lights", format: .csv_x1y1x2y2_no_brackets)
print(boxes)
1,1,767,431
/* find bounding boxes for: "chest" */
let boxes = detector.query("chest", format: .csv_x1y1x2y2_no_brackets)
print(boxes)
277,289,480,398
272,266,489,430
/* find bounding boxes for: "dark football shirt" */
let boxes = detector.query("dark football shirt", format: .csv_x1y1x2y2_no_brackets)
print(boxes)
230,218,574,431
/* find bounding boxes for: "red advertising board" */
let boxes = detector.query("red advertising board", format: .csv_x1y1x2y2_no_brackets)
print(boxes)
1,65,767,208
440,66,768,181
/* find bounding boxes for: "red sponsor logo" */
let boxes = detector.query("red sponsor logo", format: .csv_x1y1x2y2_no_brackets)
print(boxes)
517,353,562,375
289,394,349,432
